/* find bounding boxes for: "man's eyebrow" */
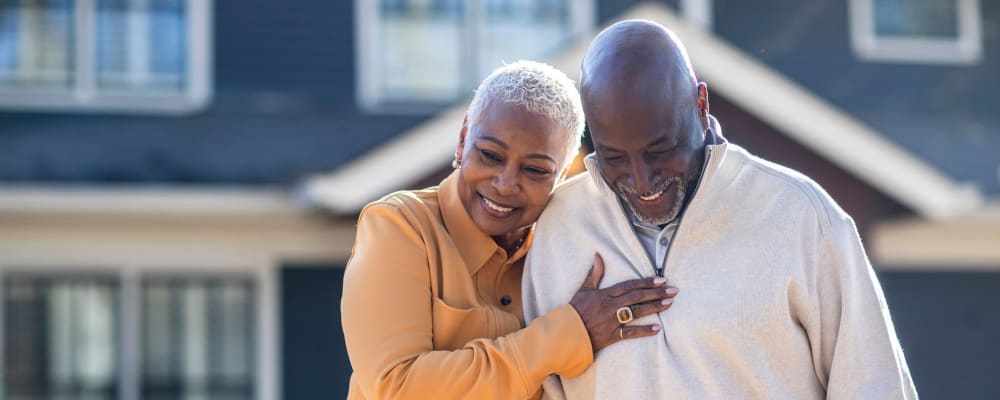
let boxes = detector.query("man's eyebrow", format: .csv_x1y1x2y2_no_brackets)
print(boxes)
596,136,672,152
645,136,671,148
595,143,622,153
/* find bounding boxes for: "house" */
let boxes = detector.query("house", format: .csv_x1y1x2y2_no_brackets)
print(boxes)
0,0,996,398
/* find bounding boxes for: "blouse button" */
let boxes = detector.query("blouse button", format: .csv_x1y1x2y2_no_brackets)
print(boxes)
500,295,512,306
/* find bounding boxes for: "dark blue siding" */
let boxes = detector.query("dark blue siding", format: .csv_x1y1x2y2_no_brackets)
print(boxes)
879,271,1000,399
282,265,350,399
214,0,356,103
597,0,677,21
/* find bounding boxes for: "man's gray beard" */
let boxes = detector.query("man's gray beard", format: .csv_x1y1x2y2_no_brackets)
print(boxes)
616,176,686,226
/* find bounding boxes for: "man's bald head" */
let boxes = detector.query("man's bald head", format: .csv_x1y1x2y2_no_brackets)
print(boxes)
581,20,699,119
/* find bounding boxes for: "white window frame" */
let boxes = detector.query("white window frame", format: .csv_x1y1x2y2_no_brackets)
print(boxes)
849,0,982,65
0,0,213,114
0,265,277,400
355,0,595,113
681,0,713,31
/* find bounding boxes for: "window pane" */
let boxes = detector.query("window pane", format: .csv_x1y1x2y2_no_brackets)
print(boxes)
142,277,255,400
477,0,572,80
370,0,584,106
0,0,75,88
97,0,187,91
3,275,119,400
875,0,959,38
378,0,466,103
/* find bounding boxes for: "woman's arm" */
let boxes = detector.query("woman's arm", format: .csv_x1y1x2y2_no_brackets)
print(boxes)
342,203,592,400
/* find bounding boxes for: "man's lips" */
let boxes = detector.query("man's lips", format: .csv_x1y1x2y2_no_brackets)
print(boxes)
632,183,670,206
638,190,663,202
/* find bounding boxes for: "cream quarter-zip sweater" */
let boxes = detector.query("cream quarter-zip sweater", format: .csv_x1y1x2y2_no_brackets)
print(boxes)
523,137,917,399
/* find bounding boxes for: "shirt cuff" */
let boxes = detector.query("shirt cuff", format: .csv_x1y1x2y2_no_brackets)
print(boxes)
520,303,594,378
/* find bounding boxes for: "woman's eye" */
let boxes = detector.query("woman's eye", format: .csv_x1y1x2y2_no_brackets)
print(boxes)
480,150,501,162
525,167,550,176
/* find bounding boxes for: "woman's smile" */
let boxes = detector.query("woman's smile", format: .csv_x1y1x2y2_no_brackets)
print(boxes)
480,194,517,218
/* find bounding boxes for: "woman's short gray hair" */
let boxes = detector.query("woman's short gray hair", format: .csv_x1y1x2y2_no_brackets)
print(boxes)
466,60,585,168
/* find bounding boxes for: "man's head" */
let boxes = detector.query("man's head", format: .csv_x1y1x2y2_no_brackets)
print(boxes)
581,20,710,226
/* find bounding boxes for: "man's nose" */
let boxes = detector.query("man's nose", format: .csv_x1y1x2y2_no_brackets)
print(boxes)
628,162,654,194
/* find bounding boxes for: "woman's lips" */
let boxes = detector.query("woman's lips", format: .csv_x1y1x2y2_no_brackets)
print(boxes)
480,194,517,218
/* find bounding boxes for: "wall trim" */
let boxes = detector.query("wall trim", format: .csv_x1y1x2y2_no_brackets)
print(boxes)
871,202,1000,271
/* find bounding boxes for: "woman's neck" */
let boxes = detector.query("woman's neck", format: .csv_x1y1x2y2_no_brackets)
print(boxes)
493,227,530,256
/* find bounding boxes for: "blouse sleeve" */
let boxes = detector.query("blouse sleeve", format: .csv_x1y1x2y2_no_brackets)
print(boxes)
341,203,593,400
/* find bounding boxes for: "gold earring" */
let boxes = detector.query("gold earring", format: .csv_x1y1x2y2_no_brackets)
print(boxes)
452,158,461,169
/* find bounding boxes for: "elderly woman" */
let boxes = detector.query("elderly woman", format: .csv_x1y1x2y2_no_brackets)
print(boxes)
341,61,678,399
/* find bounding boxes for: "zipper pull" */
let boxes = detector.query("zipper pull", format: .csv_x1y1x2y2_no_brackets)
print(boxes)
655,267,664,277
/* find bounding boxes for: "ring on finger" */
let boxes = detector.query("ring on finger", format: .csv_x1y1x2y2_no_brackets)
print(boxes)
616,306,634,324
619,326,624,340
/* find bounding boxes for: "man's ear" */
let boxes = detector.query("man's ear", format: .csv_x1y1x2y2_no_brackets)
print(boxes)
696,82,710,131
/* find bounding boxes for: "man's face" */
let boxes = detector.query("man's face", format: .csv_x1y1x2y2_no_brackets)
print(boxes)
585,88,706,226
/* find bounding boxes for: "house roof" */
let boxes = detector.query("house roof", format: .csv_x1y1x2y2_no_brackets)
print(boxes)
0,108,426,184
303,1,983,220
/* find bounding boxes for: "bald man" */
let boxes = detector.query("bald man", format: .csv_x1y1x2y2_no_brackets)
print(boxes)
522,20,917,399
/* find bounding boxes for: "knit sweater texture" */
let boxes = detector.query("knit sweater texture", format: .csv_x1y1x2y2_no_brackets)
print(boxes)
522,139,917,399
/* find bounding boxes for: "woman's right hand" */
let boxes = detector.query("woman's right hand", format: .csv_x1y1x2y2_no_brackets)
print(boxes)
569,253,678,352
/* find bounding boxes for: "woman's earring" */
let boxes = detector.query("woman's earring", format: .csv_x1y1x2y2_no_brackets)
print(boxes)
452,158,462,169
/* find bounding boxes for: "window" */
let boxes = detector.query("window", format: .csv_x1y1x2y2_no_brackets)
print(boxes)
0,0,211,113
849,0,982,64
2,271,257,400
142,277,255,399
3,275,120,399
357,0,594,112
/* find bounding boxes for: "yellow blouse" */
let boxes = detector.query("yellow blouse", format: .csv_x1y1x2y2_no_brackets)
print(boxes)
342,172,593,399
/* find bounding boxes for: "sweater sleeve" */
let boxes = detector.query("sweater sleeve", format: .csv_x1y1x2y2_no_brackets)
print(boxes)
806,212,918,399
522,211,595,400
341,204,593,400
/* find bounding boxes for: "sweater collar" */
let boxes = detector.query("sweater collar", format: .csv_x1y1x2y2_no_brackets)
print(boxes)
440,170,533,275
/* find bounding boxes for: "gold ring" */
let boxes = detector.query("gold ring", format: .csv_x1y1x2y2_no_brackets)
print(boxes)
619,326,624,339
616,306,634,324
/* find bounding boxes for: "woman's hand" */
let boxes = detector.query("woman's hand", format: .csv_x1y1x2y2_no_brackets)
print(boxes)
569,253,678,352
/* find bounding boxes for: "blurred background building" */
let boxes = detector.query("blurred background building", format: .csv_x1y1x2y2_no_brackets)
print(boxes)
0,0,997,398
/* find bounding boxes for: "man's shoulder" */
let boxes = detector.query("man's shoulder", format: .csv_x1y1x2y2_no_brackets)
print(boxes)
552,171,601,202
531,171,616,245
543,172,604,218
727,144,850,227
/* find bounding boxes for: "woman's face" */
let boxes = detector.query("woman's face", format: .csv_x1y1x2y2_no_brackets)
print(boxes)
456,101,572,238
